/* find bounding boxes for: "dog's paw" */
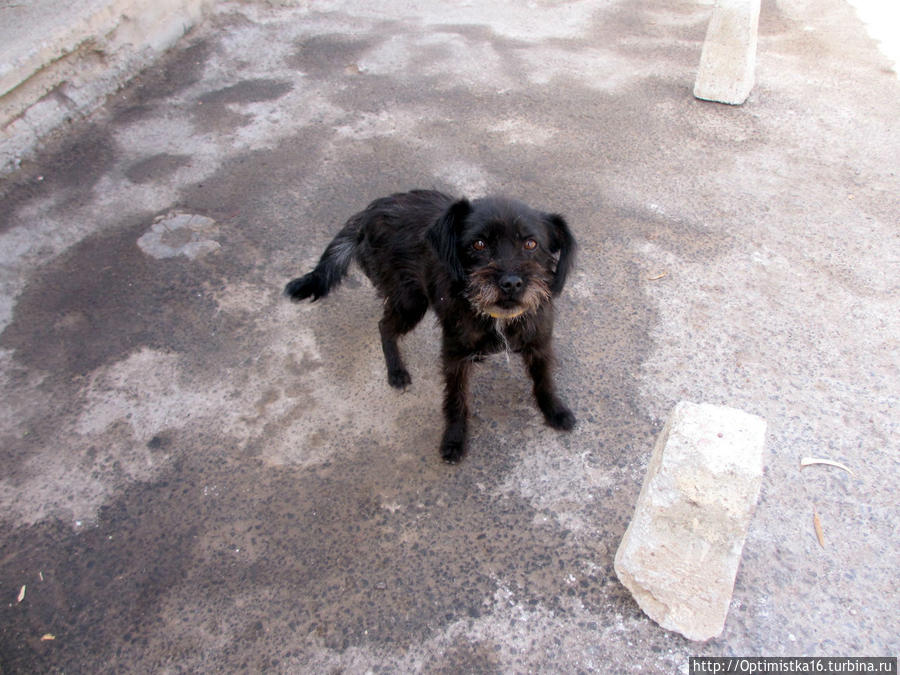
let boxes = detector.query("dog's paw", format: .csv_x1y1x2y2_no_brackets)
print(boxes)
440,439,466,464
546,405,576,431
387,367,412,390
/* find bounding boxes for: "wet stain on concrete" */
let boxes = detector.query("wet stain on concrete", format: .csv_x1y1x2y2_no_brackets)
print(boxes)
0,217,235,376
289,34,379,78
0,125,118,232
125,153,192,184
36,128,118,193
194,79,294,132
109,39,214,126
199,79,294,107
0,458,199,671
0,172,46,234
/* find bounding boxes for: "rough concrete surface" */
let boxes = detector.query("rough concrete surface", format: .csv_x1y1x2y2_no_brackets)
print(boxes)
0,0,898,672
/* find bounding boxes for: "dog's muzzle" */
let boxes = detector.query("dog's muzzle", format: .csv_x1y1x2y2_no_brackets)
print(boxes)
467,267,551,321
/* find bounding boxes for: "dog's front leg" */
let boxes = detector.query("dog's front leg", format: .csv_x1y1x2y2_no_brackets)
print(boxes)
439,354,471,463
522,347,576,432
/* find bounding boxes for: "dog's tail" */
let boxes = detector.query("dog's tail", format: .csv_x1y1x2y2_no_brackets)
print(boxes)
284,214,362,302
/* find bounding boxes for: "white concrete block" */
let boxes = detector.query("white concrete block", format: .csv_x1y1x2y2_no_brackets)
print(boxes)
614,401,767,641
693,0,761,105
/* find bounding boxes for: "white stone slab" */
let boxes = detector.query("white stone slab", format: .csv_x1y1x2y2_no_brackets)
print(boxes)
693,0,761,105
614,401,767,641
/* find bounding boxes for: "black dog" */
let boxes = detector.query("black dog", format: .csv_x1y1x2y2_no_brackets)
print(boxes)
285,190,576,463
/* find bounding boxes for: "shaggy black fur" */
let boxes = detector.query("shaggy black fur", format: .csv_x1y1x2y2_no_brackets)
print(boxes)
285,189,576,463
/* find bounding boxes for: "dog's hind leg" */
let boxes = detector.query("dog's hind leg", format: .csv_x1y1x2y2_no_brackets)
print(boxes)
378,291,428,389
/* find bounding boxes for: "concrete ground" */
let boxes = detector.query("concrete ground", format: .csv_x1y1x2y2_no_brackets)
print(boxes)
1,0,898,672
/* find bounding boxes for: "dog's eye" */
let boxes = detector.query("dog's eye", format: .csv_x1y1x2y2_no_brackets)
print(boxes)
524,238,538,251
472,240,487,251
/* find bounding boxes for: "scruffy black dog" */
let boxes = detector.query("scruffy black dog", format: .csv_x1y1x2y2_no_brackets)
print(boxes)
285,190,576,463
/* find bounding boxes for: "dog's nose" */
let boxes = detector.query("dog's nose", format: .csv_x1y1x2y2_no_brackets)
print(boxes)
499,274,524,294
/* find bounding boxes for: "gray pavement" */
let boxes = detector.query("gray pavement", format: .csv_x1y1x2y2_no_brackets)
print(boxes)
1,0,898,672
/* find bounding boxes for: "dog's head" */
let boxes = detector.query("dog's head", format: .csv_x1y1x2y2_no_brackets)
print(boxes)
426,196,576,320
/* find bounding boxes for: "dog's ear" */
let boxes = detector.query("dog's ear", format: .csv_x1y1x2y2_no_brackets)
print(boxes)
545,213,576,295
426,198,472,283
